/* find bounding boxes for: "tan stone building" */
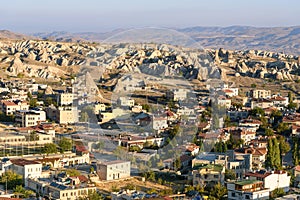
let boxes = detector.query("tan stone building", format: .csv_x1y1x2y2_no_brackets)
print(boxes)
97,160,130,181
250,89,271,99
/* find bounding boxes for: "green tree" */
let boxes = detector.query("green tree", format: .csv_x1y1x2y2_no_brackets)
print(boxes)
224,115,232,128
29,98,37,108
266,138,282,169
94,141,105,153
80,111,89,122
42,143,58,155
278,136,290,155
265,138,275,169
66,169,81,176
225,169,236,180
288,92,294,104
174,157,181,171
142,104,150,112
0,171,23,190
270,188,285,198
209,183,227,199
58,137,72,153
288,102,298,110
276,122,290,135
214,140,227,153
169,124,181,138
13,185,34,198
250,107,265,118
29,131,39,141
265,128,274,136
27,92,32,100
251,84,256,88
292,137,300,166
273,138,281,169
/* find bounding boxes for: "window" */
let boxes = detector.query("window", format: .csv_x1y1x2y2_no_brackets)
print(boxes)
232,192,236,197
245,194,250,199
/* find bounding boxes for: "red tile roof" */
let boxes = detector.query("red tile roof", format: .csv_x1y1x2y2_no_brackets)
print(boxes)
11,158,41,166
295,165,300,172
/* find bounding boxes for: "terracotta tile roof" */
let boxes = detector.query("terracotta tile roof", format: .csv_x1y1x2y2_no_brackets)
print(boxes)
270,96,287,101
69,175,88,183
1,100,16,106
295,165,300,172
236,147,267,156
245,170,287,179
11,158,41,166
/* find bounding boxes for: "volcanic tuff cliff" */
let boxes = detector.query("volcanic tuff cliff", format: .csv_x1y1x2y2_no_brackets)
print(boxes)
0,39,299,82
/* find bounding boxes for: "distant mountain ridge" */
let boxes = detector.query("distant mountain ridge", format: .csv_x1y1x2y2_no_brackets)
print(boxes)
2,26,300,55
0,30,35,40
179,26,300,55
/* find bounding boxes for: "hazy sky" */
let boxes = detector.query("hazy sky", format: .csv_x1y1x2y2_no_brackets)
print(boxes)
1,0,299,33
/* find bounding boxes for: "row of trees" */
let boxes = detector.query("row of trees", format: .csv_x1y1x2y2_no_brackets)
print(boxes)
213,134,244,153
0,171,34,198
292,137,300,166
265,136,290,169
42,137,72,155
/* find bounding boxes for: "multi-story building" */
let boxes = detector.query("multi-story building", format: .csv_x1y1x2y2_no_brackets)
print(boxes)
217,96,232,109
94,103,106,115
0,131,53,146
28,177,97,200
10,159,42,187
57,93,73,106
117,97,135,107
223,88,239,97
239,119,261,131
57,106,78,124
230,128,256,144
227,110,249,121
97,160,130,181
245,170,291,193
176,107,195,116
0,132,26,145
191,164,225,187
251,98,274,109
250,89,271,99
166,89,187,101
15,110,46,127
235,147,267,170
227,180,270,200
152,117,168,131
1,100,29,115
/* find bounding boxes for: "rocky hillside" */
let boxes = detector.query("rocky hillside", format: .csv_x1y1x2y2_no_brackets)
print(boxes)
180,26,300,55
0,39,299,83
31,26,300,55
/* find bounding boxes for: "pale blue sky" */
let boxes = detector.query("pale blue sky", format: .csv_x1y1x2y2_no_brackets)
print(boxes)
0,0,299,33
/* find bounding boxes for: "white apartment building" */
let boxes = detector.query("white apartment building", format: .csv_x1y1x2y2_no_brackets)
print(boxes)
245,170,291,193
250,89,271,99
166,89,187,101
57,106,78,124
58,93,73,106
1,100,29,115
152,117,168,130
11,159,42,187
227,180,270,200
15,110,46,127
118,97,135,107
97,160,130,181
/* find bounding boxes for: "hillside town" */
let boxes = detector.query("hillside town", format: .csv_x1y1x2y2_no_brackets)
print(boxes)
0,40,299,200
